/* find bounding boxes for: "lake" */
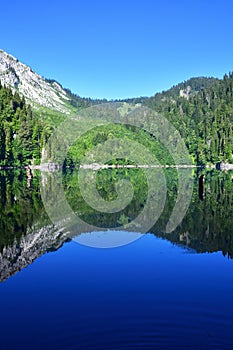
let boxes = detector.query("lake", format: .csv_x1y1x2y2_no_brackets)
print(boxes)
0,169,233,349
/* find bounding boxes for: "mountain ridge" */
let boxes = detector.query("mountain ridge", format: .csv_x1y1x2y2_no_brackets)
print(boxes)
0,49,220,110
0,49,71,114
1,48,233,167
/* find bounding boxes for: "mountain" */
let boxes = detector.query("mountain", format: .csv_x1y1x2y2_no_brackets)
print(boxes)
153,76,219,98
123,76,219,105
1,48,233,167
0,49,71,114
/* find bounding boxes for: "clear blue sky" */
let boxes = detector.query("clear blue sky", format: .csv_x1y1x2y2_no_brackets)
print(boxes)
1,0,233,99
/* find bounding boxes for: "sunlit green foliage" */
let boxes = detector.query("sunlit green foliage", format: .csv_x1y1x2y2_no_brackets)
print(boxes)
1,73,233,167
139,74,233,165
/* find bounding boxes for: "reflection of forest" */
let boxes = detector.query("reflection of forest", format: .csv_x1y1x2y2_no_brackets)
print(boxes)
0,169,233,282
0,171,70,281
154,170,233,258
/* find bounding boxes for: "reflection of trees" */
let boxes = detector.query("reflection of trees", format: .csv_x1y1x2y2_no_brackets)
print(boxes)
154,171,233,258
64,169,233,258
63,168,149,228
1,168,233,282
0,171,70,282
0,171,48,251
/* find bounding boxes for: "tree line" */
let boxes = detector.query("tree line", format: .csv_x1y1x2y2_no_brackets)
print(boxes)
1,72,233,167
0,82,61,166
141,73,233,165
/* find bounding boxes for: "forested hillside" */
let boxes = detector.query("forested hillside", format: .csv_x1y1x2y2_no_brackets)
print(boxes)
0,82,63,166
1,71,233,167
123,77,218,105
0,82,38,166
140,74,233,165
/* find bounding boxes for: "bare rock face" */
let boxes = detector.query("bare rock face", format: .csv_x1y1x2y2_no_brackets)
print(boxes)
0,224,69,282
0,49,71,114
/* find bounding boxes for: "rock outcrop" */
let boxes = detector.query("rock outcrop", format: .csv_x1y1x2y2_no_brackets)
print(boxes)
0,49,71,114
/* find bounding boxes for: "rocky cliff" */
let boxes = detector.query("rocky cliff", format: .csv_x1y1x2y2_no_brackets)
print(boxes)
0,49,71,114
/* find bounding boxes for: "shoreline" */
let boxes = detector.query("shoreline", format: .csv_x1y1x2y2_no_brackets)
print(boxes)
0,162,231,171
0,163,216,171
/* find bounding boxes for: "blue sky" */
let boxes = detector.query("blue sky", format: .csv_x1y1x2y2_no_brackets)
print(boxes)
1,0,233,99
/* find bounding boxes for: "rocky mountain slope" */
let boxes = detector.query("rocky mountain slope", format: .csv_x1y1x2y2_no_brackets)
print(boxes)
0,223,69,282
0,49,71,114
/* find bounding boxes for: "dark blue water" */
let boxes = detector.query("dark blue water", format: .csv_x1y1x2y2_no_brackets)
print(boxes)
1,169,233,349
1,233,233,350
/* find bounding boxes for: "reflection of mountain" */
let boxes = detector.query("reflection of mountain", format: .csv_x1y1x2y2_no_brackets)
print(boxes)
1,169,233,282
63,169,233,258
0,171,71,282
0,224,68,282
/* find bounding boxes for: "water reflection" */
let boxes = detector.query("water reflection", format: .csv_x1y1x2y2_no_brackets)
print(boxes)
0,169,233,281
198,174,205,200
0,170,70,281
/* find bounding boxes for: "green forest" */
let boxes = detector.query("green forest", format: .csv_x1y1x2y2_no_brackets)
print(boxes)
1,169,233,259
141,74,233,165
0,81,64,167
1,72,233,167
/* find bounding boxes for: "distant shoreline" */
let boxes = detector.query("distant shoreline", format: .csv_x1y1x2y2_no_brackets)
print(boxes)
0,163,217,171
1,162,232,171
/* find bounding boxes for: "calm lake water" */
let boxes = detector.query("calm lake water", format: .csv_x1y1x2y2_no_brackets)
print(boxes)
0,169,233,349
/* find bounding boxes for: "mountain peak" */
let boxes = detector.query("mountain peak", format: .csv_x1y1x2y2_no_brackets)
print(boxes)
0,49,71,114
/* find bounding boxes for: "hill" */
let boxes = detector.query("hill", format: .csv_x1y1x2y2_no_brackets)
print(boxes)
141,73,233,165
123,76,219,104
0,48,233,167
